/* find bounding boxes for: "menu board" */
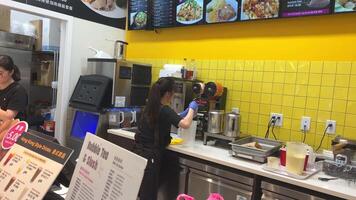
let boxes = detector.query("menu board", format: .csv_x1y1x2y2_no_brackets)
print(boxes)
0,133,73,200
11,0,127,29
129,0,356,29
128,0,151,30
281,0,332,17
334,0,356,13
65,134,147,200
153,0,176,28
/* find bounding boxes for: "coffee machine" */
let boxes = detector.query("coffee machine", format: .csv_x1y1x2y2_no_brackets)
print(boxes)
192,81,227,139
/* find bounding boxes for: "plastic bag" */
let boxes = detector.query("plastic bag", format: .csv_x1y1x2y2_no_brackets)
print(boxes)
176,194,194,200
207,193,224,200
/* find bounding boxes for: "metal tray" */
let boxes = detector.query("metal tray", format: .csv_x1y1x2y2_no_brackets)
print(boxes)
262,163,322,180
230,137,283,163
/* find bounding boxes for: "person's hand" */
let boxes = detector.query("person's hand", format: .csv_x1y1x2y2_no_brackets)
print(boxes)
178,108,189,118
188,101,198,111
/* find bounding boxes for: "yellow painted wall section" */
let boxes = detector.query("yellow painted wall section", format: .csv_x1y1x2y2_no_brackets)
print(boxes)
127,13,356,61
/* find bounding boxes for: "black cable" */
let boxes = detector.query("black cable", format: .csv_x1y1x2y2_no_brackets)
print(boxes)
271,120,277,140
316,124,332,152
302,125,307,143
264,117,274,139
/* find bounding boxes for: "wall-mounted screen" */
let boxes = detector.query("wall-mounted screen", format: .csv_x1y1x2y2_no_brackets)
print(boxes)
128,0,356,30
128,0,151,30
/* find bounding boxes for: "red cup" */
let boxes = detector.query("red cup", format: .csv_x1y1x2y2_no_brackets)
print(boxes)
280,148,286,166
303,154,309,171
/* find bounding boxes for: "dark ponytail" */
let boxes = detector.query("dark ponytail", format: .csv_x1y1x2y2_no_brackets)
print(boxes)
0,55,21,81
142,77,175,128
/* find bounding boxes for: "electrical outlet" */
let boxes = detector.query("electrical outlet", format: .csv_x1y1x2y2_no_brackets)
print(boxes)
270,113,283,127
326,120,336,134
300,116,311,131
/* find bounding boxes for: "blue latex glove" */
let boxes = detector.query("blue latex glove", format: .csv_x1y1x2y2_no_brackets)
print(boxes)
178,108,189,118
188,101,199,111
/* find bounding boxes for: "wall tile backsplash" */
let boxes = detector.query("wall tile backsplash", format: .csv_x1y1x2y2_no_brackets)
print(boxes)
137,58,356,150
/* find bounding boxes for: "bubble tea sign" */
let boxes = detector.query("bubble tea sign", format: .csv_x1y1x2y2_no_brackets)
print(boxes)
0,121,28,160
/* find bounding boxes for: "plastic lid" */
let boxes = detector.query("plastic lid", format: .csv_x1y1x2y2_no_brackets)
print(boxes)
232,107,240,114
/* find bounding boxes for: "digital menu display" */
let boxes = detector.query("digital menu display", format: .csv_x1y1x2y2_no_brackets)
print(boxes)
128,0,150,30
334,0,356,13
127,0,356,30
281,0,332,17
153,0,176,28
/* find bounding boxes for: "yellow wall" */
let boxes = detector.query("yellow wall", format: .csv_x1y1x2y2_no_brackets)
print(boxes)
127,13,356,61
127,13,356,150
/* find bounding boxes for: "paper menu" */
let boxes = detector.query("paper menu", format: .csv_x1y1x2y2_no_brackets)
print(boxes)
0,133,73,200
65,134,147,200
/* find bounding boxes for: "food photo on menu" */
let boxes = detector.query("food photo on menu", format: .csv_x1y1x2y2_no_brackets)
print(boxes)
206,0,238,23
335,0,356,12
176,0,204,25
81,0,127,18
280,0,332,17
241,0,280,20
130,11,148,29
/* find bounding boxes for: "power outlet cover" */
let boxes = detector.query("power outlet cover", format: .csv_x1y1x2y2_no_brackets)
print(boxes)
270,113,283,127
326,120,336,134
301,116,311,131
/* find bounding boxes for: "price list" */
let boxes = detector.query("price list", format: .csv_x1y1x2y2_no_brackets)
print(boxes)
128,0,149,30
153,0,175,28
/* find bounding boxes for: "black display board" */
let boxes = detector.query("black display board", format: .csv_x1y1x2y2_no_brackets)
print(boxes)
128,0,151,30
128,0,355,30
12,0,127,29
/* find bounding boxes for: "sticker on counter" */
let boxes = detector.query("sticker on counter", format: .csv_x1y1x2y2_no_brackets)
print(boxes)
280,0,332,18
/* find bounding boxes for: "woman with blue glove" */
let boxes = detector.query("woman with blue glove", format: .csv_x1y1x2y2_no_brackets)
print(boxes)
133,77,198,200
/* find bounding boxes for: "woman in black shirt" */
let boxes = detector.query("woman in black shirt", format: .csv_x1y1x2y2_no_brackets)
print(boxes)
134,77,198,200
0,55,28,121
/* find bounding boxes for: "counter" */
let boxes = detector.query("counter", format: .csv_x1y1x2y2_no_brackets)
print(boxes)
108,129,356,200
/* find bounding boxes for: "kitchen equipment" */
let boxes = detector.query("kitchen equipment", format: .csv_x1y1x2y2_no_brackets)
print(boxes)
318,177,338,181
114,40,128,60
107,107,142,129
224,112,240,137
332,136,356,164
262,161,321,180
230,137,283,163
205,81,224,98
286,142,308,175
87,58,152,107
207,110,224,134
0,31,35,50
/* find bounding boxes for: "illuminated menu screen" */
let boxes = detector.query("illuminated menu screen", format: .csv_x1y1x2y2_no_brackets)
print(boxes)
153,0,176,28
128,0,150,30
280,0,332,17
127,0,356,30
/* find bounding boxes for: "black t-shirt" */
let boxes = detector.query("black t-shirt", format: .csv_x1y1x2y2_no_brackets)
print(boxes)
135,105,182,149
0,82,28,121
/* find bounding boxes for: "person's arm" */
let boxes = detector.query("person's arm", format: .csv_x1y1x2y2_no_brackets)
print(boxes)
178,108,195,129
0,109,17,121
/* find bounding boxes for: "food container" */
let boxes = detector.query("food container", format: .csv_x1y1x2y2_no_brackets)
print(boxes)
207,110,224,134
286,142,308,175
178,120,197,146
230,137,283,163
224,112,240,137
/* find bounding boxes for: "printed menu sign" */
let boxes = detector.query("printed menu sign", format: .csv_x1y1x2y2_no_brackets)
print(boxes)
153,0,175,28
128,0,150,30
334,0,356,13
0,120,28,161
281,0,332,17
65,134,147,200
0,133,73,200
11,0,127,29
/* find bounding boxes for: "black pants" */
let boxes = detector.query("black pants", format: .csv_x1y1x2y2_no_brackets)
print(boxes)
133,144,162,200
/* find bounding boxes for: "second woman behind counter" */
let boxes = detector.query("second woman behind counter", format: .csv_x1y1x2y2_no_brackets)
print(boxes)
133,77,198,200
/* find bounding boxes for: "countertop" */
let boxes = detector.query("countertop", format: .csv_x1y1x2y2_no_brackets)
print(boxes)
108,129,356,200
